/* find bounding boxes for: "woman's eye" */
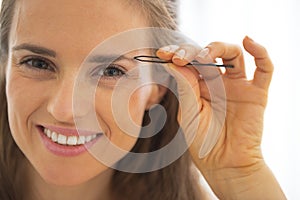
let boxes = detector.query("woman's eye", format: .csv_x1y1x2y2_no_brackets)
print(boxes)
19,57,54,71
103,66,125,77
93,64,126,78
90,64,130,87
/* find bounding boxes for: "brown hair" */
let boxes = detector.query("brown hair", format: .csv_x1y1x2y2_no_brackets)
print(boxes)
0,0,202,199
0,1,26,199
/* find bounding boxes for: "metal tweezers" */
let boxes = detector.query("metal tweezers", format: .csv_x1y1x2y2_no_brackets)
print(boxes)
134,55,234,68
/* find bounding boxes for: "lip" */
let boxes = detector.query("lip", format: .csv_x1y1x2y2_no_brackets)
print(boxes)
37,126,102,157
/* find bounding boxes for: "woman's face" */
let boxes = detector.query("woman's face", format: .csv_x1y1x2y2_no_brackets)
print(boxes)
5,0,155,186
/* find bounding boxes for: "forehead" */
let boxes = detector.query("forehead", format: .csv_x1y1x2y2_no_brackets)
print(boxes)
10,0,147,57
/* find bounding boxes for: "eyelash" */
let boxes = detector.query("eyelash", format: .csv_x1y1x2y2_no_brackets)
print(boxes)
17,56,127,82
18,56,55,72
91,64,126,79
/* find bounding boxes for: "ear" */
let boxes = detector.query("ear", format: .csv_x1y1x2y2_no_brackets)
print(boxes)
145,84,167,110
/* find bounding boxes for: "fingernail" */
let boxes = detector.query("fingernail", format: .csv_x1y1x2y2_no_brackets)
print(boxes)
160,45,179,53
169,45,179,52
196,48,213,63
197,48,209,59
175,49,186,59
161,46,171,52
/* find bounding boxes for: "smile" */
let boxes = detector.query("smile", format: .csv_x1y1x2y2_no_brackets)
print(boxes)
38,126,103,156
43,128,101,146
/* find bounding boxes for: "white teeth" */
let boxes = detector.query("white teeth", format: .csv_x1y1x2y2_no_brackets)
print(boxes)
43,128,100,146
51,132,58,142
57,134,67,145
46,129,52,138
77,136,86,145
67,136,78,145
85,135,92,143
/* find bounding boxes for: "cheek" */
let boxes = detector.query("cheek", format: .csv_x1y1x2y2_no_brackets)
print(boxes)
5,71,47,150
94,86,150,151
6,73,32,136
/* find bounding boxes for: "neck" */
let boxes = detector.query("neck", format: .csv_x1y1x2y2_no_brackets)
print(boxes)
25,160,113,200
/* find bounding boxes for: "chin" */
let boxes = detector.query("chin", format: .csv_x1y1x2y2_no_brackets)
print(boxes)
31,158,109,187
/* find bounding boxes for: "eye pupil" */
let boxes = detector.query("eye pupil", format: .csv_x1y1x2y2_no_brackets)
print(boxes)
104,67,123,76
30,59,48,69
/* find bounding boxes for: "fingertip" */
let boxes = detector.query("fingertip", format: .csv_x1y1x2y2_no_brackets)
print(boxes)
172,49,193,67
172,57,188,67
243,35,254,49
243,36,268,58
157,45,179,56
195,48,215,63
244,35,254,42
156,50,173,61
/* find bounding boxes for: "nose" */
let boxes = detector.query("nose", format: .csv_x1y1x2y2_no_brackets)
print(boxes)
47,78,74,123
47,77,91,123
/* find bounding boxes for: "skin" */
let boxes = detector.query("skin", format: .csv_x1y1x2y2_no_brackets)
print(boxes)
6,0,158,199
3,0,286,199
157,37,287,199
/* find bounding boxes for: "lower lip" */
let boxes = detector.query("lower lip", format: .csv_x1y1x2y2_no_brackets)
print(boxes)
38,127,101,157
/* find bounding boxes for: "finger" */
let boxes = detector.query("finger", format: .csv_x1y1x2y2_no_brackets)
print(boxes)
193,48,222,81
156,45,179,61
243,36,274,90
164,63,201,100
157,44,221,80
172,44,202,66
196,42,246,79
157,44,202,67
157,44,203,99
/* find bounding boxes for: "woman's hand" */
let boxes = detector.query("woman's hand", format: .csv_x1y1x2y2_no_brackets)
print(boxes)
157,36,286,199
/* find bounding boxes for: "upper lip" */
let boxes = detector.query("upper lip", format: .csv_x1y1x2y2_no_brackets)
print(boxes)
41,125,101,137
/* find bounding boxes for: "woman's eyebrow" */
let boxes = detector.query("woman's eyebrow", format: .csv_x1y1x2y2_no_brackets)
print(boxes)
87,54,135,63
12,43,56,57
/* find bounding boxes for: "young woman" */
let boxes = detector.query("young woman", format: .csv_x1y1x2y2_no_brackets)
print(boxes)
0,0,286,199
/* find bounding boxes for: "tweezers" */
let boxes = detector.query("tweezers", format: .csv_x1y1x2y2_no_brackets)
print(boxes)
134,55,234,68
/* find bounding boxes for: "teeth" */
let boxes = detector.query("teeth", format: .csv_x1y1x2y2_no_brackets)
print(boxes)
77,136,86,145
43,128,100,146
57,134,67,145
46,129,52,138
67,136,77,146
51,132,58,142
85,135,92,143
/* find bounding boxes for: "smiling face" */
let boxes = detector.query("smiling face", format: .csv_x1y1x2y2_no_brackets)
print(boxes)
5,0,155,186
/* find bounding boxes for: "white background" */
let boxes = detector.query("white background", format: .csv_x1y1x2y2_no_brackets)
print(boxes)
1,0,299,199
179,0,300,199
